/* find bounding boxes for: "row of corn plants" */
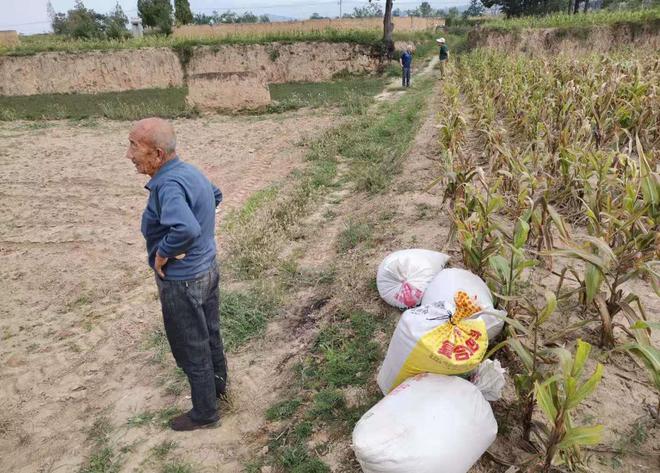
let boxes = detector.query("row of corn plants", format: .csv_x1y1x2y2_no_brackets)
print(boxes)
432,48,659,472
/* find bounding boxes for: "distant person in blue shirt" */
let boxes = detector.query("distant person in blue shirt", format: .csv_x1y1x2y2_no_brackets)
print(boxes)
400,45,413,88
126,118,227,432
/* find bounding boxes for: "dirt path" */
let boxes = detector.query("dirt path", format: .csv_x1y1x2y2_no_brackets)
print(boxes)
375,55,439,102
0,110,340,473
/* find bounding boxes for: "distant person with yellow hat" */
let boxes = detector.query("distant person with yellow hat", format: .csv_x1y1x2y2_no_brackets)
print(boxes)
436,38,448,79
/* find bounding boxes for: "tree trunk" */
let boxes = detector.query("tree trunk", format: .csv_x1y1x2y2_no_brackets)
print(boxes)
583,0,590,12
383,0,394,59
573,0,581,14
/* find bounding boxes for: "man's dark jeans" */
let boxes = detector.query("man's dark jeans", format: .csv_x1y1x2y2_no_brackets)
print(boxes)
156,262,227,424
402,66,411,87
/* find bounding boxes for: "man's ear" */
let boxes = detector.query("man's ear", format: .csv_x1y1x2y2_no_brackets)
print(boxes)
156,148,165,160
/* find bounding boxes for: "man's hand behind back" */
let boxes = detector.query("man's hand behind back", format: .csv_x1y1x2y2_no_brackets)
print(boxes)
155,252,186,278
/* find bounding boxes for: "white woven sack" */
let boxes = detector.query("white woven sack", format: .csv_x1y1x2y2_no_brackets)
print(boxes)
376,301,505,394
377,249,450,309
422,268,505,339
353,373,497,473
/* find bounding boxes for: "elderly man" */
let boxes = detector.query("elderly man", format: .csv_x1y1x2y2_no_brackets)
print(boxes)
126,118,228,431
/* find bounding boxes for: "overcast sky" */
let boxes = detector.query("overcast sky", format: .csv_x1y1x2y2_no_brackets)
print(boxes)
1,1,470,34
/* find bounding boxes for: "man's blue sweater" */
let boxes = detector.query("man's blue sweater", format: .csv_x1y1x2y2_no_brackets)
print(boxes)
401,51,413,68
141,157,222,280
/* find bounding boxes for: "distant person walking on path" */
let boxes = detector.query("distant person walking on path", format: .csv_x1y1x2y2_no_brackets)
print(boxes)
400,45,413,87
437,38,449,79
126,118,228,432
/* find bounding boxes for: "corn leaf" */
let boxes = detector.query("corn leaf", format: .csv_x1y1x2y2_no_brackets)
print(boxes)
489,313,529,335
554,249,608,271
547,204,570,240
567,363,603,410
583,236,616,266
538,291,557,325
509,337,534,372
484,339,511,359
554,347,574,378
513,217,530,249
637,135,659,210
620,342,660,390
585,262,604,305
571,339,592,379
534,381,558,423
620,302,650,345
566,376,577,401
489,255,510,281
630,321,660,330
558,425,604,449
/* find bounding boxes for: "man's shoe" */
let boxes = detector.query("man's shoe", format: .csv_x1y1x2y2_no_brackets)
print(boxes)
169,413,219,432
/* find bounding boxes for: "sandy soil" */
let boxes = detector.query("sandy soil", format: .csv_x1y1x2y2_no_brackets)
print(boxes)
0,110,339,473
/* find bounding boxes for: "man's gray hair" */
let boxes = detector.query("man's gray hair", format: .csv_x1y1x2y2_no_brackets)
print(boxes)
136,117,177,155
150,122,176,155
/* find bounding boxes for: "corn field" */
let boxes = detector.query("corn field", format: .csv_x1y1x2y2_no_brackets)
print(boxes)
173,16,443,39
482,8,660,31
434,48,659,472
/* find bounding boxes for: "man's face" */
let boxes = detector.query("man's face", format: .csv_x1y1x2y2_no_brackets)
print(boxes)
126,128,161,176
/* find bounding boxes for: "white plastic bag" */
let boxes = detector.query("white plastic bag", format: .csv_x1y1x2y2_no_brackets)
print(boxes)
422,268,505,339
470,359,507,401
353,373,497,473
376,249,450,309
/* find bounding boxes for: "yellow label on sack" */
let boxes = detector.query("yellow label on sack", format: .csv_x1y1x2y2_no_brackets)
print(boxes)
390,291,488,390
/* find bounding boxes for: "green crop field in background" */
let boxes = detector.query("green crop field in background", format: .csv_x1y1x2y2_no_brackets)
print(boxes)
0,88,192,121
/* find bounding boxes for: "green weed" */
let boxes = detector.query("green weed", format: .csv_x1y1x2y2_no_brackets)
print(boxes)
384,63,402,78
127,407,183,428
162,462,193,473
81,417,121,473
315,313,381,387
221,289,278,351
163,368,187,396
278,445,330,473
87,417,112,446
146,328,169,364
292,421,313,441
244,461,264,473
308,389,345,420
337,220,373,252
126,412,156,427
231,187,279,222
151,440,178,460
268,78,385,113
79,447,121,473
68,293,93,310
265,398,302,421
